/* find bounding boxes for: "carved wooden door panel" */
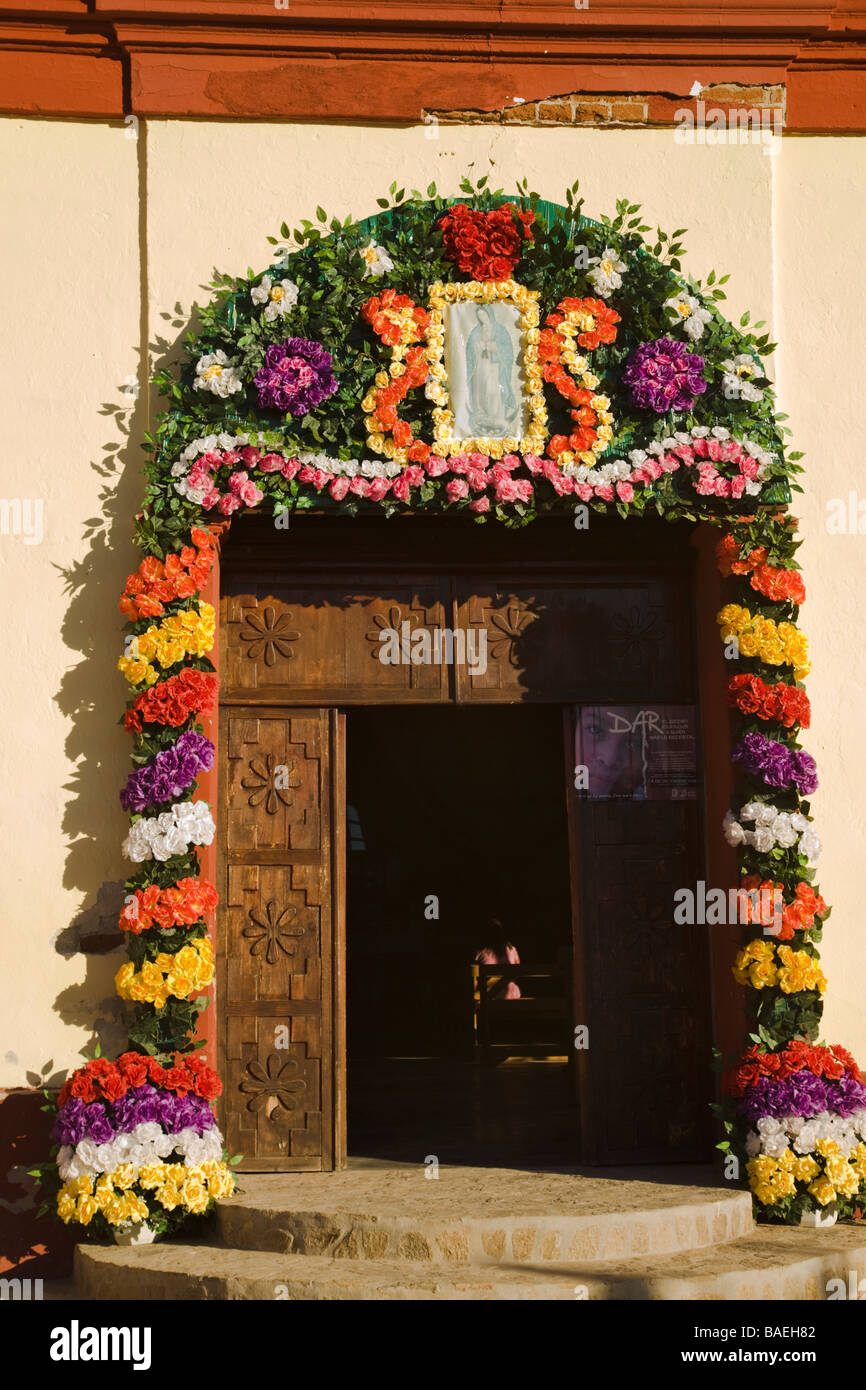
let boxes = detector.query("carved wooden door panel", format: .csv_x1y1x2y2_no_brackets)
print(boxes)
567,776,712,1164
454,573,692,704
216,706,345,1171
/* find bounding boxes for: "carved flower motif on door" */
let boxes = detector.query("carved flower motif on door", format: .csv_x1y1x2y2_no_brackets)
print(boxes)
609,606,664,670
242,900,305,965
239,1053,306,1120
486,603,536,667
241,751,301,814
365,604,411,659
239,605,301,665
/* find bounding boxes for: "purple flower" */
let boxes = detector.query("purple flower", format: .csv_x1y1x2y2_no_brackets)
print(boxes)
622,336,707,414
736,1072,866,1123
52,1098,86,1147
120,731,214,813
254,337,338,417
84,1104,115,1145
53,1084,218,1147
731,732,818,796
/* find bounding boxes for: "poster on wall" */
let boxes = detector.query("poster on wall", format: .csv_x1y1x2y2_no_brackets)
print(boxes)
575,705,698,801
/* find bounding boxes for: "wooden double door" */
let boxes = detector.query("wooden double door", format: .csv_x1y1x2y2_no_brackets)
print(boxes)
216,516,714,1170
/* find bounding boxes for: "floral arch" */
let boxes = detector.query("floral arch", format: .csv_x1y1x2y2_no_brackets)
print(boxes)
45,176,866,1239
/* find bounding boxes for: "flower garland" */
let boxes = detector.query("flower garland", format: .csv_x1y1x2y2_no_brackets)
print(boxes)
538,296,618,469
48,1053,235,1235
115,939,215,1009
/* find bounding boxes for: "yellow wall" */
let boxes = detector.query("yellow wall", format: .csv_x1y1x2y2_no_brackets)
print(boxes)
0,116,861,1085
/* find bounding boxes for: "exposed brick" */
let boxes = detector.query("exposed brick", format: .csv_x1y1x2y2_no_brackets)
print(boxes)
701,83,782,107
608,98,648,122
572,99,612,124
501,101,537,122
536,98,573,123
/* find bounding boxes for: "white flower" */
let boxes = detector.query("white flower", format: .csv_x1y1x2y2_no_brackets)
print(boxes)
586,247,627,299
799,828,822,862
752,827,776,854
738,802,762,822
664,292,712,342
723,811,746,846
757,1116,783,1136
123,800,215,863
745,1131,761,1157
251,274,299,322
722,354,763,403
772,815,799,848
763,1133,789,1158
790,813,810,833
359,241,394,279
193,350,243,398
754,803,779,826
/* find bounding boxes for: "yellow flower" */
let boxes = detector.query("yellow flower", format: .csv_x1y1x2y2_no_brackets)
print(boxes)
793,1156,820,1182
113,1163,136,1191
57,1193,77,1224
808,1176,836,1206
76,1194,98,1226
181,1175,210,1215
122,1192,150,1224
155,1184,181,1212
103,1197,128,1226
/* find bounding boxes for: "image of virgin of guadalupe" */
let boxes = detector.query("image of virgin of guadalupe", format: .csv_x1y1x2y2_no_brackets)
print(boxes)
465,304,520,437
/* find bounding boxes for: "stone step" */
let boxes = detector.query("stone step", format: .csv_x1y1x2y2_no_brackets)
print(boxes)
216,1166,754,1263
75,1227,866,1301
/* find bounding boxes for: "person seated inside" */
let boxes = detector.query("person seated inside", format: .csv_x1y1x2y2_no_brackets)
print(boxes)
475,922,521,999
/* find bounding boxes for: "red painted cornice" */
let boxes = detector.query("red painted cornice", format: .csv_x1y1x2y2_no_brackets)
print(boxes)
0,1,865,128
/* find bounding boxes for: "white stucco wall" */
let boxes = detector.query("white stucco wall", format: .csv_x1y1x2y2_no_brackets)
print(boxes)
0,115,861,1085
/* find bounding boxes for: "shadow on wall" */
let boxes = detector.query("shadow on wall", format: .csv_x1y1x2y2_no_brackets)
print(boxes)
49,289,205,1061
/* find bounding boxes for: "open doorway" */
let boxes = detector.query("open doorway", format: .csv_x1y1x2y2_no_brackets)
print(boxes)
346,705,578,1167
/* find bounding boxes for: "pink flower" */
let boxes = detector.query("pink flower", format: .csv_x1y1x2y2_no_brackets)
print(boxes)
217,494,242,515
329,476,350,501
201,489,221,510
426,455,449,477
449,453,470,475
241,446,262,467
258,452,285,474
615,482,634,503
297,464,317,484
499,453,520,473
575,483,593,502
523,454,544,474
731,476,746,498
595,484,615,502
403,466,425,487
446,479,469,502
643,457,663,481
494,478,518,503
227,469,250,496
390,474,411,502
366,477,390,502
466,469,489,492
469,497,490,513
222,449,241,467
512,478,534,503
280,457,300,480
312,469,332,491
348,476,369,497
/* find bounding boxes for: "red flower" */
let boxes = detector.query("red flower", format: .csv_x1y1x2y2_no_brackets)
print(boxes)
437,203,535,281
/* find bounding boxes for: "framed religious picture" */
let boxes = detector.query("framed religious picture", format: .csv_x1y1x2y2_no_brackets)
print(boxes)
425,280,548,458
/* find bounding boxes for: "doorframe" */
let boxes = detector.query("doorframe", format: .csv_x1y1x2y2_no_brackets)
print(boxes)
199,513,736,1168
